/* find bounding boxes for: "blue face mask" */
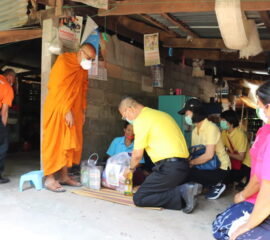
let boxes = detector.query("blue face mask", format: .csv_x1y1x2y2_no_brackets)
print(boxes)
220,120,229,130
185,115,193,126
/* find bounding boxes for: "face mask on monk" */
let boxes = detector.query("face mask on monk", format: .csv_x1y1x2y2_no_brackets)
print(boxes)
80,58,92,70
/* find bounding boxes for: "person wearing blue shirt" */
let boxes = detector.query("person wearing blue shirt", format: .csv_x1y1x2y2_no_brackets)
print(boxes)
106,121,146,185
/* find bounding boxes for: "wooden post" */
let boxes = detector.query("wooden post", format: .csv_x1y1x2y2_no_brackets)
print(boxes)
40,18,57,165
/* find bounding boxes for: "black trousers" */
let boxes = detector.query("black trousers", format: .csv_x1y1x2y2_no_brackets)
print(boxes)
187,167,229,187
133,158,189,210
0,120,8,175
229,164,251,184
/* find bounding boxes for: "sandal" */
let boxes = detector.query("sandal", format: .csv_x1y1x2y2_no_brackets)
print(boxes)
45,183,66,193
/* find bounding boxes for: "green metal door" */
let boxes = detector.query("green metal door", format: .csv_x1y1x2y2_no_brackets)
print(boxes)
158,95,192,147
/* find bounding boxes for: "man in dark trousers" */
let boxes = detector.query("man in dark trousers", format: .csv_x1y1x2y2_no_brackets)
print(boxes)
119,97,202,213
0,69,16,183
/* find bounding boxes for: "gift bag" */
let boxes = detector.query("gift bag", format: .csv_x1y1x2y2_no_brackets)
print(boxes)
81,153,103,190
102,152,131,192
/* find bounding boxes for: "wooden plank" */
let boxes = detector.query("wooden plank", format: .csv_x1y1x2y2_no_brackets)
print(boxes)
55,0,63,16
163,49,265,63
163,37,270,50
161,13,199,38
36,0,56,6
0,29,42,45
118,16,175,41
99,0,270,16
38,7,73,20
140,14,178,36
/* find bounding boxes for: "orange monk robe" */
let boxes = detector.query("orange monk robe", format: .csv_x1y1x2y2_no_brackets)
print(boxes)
42,52,88,176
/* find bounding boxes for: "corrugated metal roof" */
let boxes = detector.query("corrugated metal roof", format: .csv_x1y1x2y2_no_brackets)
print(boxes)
145,11,270,39
0,0,29,31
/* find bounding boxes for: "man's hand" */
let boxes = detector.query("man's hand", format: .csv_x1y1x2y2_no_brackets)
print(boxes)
65,111,74,127
123,168,132,179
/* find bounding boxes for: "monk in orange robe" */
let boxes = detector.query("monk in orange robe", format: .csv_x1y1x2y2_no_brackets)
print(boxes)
42,43,96,192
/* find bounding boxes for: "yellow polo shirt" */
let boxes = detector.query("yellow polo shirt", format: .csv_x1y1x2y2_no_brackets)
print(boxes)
192,119,231,171
221,127,251,168
133,107,189,163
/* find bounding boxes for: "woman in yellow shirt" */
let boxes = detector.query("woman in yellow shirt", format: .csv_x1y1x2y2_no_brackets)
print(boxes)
220,110,251,190
179,98,231,200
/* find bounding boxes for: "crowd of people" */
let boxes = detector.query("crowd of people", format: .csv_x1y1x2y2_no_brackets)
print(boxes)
1,42,270,239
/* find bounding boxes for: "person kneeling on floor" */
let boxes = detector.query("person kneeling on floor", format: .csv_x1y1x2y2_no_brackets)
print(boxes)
119,96,202,213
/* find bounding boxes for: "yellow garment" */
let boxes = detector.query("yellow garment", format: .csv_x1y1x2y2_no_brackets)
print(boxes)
221,127,251,167
42,52,88,176
133,107,189,163
192,119,231,170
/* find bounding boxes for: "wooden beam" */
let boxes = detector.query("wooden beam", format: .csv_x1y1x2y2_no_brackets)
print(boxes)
161,13,199,38
260,11,270,33
99,0,270,16
140,14,178,37
163,49,266,63
0,29,42,45
163,38,270,51
36,0,56,6
55,0,63,16
118,16,175,41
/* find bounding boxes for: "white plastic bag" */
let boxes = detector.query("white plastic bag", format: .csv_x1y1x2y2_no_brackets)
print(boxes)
81,153,102,190
102,152,131,192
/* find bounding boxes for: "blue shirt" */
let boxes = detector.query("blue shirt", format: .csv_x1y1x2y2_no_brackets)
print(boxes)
106,136,145,164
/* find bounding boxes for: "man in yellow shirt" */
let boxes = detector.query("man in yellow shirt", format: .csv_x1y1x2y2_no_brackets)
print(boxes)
119,97,202,213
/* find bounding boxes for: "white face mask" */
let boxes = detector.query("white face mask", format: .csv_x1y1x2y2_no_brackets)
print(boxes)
256,108,268,123
80,58,92,70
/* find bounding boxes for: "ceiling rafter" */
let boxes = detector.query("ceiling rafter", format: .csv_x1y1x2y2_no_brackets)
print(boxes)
98,0,270,16
163,37,270,51
0,29,42,45
140,14,178,37
161,13,199,38
118,16,173,41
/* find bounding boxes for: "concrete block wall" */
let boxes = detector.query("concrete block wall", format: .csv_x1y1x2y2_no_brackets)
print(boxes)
82,35,217,160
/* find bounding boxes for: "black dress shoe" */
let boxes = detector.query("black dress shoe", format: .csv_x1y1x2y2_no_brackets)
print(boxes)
0,176,10,184
179,182,203,214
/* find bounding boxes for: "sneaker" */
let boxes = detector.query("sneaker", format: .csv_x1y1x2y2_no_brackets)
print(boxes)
206,183,226,200
0,176,10,184
179,182,203,214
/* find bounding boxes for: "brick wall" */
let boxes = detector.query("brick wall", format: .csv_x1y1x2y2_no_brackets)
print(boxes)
82,35,216,160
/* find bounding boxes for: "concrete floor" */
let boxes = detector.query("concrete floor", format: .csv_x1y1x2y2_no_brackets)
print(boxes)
0,152,234,240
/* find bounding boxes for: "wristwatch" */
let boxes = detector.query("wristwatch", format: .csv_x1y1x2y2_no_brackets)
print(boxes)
129,167,136,171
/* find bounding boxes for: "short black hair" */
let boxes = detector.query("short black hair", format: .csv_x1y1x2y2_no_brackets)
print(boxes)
192,105,208,123
256,80,270,105
123,121,131,129
220,110,239,128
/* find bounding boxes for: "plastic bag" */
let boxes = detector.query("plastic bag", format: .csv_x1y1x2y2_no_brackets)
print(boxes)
102,152,131,193
81,153,103,190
